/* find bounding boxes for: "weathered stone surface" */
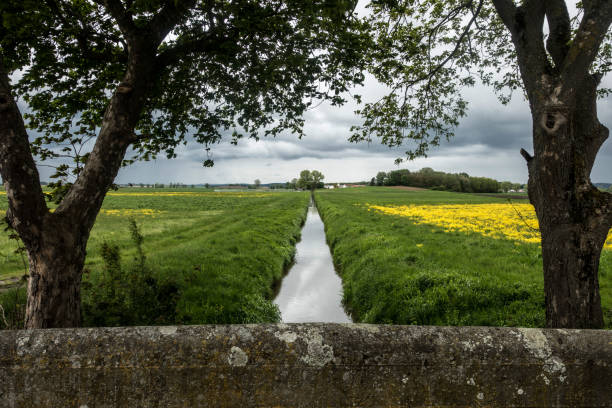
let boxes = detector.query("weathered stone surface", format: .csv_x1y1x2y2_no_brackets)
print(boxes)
0,324,610,407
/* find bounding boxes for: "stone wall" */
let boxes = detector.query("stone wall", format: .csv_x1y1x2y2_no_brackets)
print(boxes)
0,323,610,407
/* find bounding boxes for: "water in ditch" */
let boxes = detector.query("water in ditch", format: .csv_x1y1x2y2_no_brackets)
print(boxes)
274,200,352,323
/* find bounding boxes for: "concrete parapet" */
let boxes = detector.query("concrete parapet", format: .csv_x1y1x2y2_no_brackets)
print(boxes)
0,323,610,407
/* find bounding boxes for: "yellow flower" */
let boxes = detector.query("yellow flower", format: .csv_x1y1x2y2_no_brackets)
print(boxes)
367,203,612,250
100,208,164,216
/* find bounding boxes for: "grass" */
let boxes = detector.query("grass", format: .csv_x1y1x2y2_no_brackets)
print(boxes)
0,189,309,326
3,185,610,329
315,187,612,328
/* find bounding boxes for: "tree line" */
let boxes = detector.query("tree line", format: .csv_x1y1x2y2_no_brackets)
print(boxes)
371,168,524,194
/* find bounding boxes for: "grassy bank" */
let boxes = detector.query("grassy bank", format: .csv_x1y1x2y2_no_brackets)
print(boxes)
0,189,309,327
315,187,612,328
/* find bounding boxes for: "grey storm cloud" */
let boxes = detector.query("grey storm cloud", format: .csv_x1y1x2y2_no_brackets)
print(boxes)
10,0,612,185
20,54,612,185
112,80,612,185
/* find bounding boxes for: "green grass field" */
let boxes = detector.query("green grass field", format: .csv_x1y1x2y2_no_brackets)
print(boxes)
0,189,309,326
2,186,610,329
315,187,612,328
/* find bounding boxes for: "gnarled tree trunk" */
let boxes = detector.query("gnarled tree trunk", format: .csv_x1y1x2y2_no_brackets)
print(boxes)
526,73,610,328
493,0,612,328
0,27,164,328
24,215,88,328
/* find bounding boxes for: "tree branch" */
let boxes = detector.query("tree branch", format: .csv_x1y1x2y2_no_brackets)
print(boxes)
150,0,197,42
156,26,239,68
394,0,484,92
545,0,571,68
561,5,612,89
0,56,48,242
520,148,533,162
491,0,518,37
97,0,136,37
493,0,549,98
45,0,127,63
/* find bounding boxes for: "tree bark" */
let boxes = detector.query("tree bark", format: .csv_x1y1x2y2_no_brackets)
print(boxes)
1,2,200,328
0,61,89,328
492,0,612,328
22,44,158,328
1,36,159,328
24,216,87,328
526,73,610,328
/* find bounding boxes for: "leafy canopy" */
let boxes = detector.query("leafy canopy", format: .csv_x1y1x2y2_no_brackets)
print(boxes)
350,0,612,161
0,0,368,190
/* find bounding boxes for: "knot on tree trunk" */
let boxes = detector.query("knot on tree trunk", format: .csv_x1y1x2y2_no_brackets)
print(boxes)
540,111,567,134
116,82,133,94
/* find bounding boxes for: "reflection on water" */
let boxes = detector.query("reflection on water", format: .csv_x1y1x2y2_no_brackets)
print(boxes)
274,201,351,323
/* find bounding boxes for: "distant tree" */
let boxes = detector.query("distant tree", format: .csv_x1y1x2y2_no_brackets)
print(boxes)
204,183,210,189
254,179,261,188
369,177,376,186
500,181,512,193
375,171,386,186
297,170,312,190
311,170,325,189
297,170,325,191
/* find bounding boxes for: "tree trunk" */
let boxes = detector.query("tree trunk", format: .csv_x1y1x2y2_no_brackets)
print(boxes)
0,3,197,328
540,223,606,328
526,74,610,329
24,217,87,328
1,50,155,328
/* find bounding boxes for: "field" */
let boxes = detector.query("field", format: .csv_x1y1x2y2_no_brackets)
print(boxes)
0,189,309,327
315,187,612,328
2,186,611,329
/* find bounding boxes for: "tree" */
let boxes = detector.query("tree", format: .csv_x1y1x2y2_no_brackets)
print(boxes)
355,0,612,328
375,171,386,186
500,181,512,193
297,170,311,190
0,0,366,328
297,169,325,190
311,170,325,189
254,179,261,188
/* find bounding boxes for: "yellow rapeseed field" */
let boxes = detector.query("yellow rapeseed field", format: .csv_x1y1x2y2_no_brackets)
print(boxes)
368,203,612,250
100,209,164,216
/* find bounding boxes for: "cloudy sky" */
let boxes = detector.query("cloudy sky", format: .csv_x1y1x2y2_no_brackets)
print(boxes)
33,3,612,186
109,73,612,185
